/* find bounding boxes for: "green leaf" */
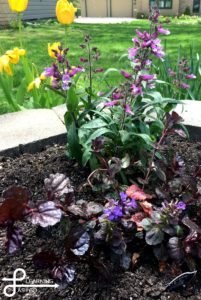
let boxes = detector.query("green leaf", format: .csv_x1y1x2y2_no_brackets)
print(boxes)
85,128,113,145
121,154,130,169
133,133,153,145
67,122,82,164
81,118,107,129
82,147,92,166
103,68,120,80
66,86,79,112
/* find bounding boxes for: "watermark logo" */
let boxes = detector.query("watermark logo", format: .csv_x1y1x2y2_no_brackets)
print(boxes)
2,268,59,297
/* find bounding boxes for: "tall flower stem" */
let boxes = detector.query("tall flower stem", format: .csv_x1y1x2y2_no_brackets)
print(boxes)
64,26,68,48
18,13,23,48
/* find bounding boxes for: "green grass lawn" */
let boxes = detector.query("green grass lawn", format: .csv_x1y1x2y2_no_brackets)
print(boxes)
0,19,201,111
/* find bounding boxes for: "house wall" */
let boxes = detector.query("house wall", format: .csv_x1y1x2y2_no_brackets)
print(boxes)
0,0,57,25
133,0,180,17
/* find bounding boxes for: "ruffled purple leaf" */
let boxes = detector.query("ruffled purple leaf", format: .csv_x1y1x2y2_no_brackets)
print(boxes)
31,201,62,227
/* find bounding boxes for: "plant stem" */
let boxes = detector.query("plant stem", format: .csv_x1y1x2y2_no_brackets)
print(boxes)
18,13,23,48
143,128,168,189
64,25,68,48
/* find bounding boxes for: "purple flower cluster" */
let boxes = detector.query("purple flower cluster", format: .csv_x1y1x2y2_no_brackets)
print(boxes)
44,46,84,91
104,8,171,113
168,58,196,91
102,192,137,221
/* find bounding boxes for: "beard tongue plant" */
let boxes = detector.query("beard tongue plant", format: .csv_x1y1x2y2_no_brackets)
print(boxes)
0,6,201,289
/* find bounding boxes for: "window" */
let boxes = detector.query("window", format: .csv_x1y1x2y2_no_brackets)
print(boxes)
193,0,200,13
150,0,172,9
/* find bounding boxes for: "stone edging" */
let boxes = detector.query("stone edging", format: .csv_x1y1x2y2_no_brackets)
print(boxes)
0,100,200,157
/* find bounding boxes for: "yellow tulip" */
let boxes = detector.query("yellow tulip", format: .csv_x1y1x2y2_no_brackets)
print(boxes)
5,48,26,64
0,55,13,76
27,73,46,91
8,0,29,13
48,42,62,58
56,0,77,25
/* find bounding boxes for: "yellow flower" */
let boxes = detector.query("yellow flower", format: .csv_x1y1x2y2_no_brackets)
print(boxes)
56,0,77,25
8,0,29,13
48,42,62,58
0,55,13,76
27,73,46,91
5,47,26,64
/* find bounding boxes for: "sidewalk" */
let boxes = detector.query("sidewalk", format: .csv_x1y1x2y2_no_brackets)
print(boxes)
75,17,135,24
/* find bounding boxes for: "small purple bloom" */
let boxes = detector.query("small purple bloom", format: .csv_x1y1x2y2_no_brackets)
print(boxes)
104,205,123,221
51,79,58,89
180,83,190,89
62,73,71,90
132,37,140,46
168,68,176,77
121,70,132,79
97,91,104,97
127,198,137,209
95,68,104,73
119,192,127,203
80,57,88,63
185,74,196,79
157,25,170,35
131,84,143,96
112,92,123,100
128,47,138,59
44,67,54,77
175,201,186,211
104,100,119,107
140,74,155,81
124,104,134,115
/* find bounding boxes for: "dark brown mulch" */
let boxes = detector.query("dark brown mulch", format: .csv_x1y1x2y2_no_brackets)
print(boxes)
0,139,201,300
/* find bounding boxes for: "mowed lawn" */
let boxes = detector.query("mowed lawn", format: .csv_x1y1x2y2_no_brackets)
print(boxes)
0,19,201,91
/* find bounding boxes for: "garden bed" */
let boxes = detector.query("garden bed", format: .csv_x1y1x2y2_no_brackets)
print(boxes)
0,137,201,300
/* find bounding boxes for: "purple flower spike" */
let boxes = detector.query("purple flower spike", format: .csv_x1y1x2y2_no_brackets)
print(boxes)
186,74,196,79
121,70,132,79
104,100,119,107
128,47,138,59
157,25,170,35
124,104,134,115
175,201,186,211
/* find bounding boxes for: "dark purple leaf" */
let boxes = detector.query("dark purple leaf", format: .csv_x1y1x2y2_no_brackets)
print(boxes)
174,129,187,138
153,244,169,261
6,224,23,254
165,271,197,291
110,229,126,255
172,154,185,174
44,173,74,201
145,227,164,246
182,217,201,233
108,157,122,178
120,251,131,270
0,186,29,225
94,223,108,242
167,237,184,262
68,200,103,219
92,137,105,153
33,251,59,269
51,264,75,285
90,259,111,280
31,201,62,227
71,231,90,256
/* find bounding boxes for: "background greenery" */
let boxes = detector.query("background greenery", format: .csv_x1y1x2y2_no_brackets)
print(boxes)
0,18,201,113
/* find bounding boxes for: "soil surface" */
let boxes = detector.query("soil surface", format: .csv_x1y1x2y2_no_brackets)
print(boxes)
0,138,201,300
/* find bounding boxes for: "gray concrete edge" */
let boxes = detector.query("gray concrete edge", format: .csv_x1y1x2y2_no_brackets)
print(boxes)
0,101,201,157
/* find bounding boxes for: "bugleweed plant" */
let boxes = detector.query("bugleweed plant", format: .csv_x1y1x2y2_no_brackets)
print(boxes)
0,5,200,290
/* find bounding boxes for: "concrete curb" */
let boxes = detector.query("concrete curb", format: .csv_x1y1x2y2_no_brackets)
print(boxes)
0,101,201,157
